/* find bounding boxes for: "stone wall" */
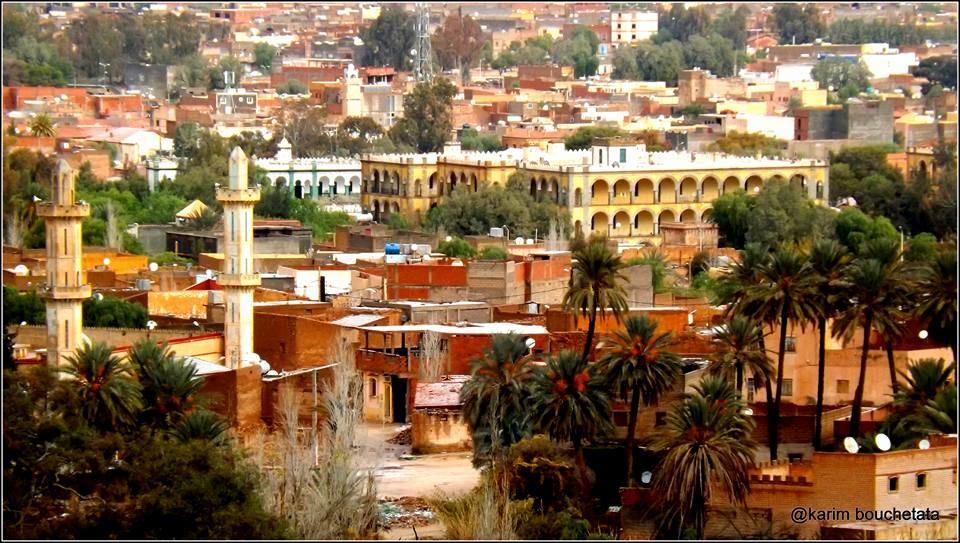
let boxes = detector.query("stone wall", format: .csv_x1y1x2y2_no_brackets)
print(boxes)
411,409,472,454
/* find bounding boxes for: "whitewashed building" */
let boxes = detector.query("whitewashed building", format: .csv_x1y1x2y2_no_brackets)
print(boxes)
254,138,362,200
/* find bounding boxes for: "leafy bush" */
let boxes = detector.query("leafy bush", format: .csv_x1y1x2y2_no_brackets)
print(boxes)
438,238,476,258
478,246,509,261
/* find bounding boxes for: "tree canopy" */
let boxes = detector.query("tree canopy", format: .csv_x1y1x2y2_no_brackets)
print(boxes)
389,78,458,153
360,6,417,72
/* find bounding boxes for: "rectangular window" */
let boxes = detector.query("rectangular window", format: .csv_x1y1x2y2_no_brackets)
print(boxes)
782,379,793,397
837,379,850,394
63,229,68,255
916,473,927,489
619,148,627,162
888,476,899,493
747,378,755,402
65,320,70,349
785,336,797,352
655,411,667,427
231,212,235,241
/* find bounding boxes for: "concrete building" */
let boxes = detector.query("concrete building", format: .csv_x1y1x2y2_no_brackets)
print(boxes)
255,138,361,200
610,9,657,46
793,100,895,143
145,155,180,192
216,147,261,369
36,160,92,369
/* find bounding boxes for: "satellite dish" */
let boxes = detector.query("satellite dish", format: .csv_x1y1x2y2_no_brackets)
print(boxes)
875,433,891,452
525,238,533,245
103,258,111,266
205,269,214,279
445,236,452,242
918,439,931,450
13,264,28,276
514,236,524,245
149,262,159,272
742,407,754,416
146,320,157,330
919,330,929,339
524,337,536,349
640,471,653,484
93,292,104,302
843,436,860,454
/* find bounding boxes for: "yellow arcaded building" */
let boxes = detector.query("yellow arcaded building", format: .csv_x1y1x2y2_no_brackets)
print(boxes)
361,140,830,244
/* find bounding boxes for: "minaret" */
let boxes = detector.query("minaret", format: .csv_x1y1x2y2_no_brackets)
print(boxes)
217,147,260,368
37,160,91,368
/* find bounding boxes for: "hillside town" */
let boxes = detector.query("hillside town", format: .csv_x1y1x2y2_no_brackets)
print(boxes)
2,2,958,540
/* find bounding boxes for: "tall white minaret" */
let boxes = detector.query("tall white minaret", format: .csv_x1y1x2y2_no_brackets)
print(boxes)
216,147,260,368
37,160,91,369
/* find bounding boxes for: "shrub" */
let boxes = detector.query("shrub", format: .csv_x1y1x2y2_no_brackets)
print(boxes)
479,246,509,261
438,238,476,258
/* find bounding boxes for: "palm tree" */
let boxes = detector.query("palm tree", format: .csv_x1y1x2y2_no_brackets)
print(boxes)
29,113,56,138
461,334,537,467
170,409,230,444
807,238,850,450
915,245,957,376
833,256,913,439
562,236,629,364
529,350,613,504
745,244,818,460
130,339,207,427
707,315,772,396
60,341,143,431
906,385,957,436
650,377,756,539
859,237,915,396
597,315,682,486
894,358,954,412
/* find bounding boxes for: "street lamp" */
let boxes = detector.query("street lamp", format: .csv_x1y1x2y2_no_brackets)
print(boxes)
502,224,510,244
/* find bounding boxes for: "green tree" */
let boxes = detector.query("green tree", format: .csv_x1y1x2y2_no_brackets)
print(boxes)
461,334,537,467
83,296,149,328
2,285,46,325
563,237,629,364
772,3,824,44
711,5,750,49
169,409,230,444
438,237,476,258
174,122,201,159
651,377,755,539
564,126,624,150
60,341,144,432
913,56,957,95
253,42,277,72
389,78,457,153
746,181,831,248
360,6,417,71
707,130,787,158
746,245,818,460
277,78,308,95
811,57,871,96
478,245,509,261
832,254,913,438
530,351,612,503
832,208,898,254
709,190,754,249
598,316,682,486
807,239,851,449
552,26,600,78
460,128,504,151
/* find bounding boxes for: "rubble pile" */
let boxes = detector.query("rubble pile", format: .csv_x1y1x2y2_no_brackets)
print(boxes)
378,496,435,529
387,425,412,445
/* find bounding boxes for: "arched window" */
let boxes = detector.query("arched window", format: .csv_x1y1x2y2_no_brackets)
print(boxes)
369,377,378,398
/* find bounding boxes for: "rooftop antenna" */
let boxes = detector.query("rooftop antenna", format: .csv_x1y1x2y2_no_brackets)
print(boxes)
413,3,433,83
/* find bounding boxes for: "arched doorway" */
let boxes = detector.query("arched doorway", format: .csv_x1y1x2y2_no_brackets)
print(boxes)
745,175,763,194
723,176,740,193
591,212,609,236
658,178,676,203
658,210,675,232
591,180,609,205
701,209,713,222
701,177,719,201
613,179,631,205
634,211,654,235
679,177,697,199
635,179,654,204
294,180,303,199
612,211,631,237
372,200,381,222
574,188,583,206
680,209,697,223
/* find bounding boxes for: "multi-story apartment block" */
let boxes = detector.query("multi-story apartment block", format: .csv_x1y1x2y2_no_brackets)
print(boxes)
610,10,658,47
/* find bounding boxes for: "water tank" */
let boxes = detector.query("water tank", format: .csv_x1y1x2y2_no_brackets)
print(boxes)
400,243,412,254
489,227,504,238
384,243,401,255
135,278,152,291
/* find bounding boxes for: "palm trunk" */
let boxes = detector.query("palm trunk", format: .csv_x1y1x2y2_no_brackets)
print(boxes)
850,312,873,438
573,436,593,516
759,333,777,460
952,342,958,384
814,316,827,451
885,337,899,395
735,363,744,396
581,292,599,364
772,305,790,462
624,381,641,486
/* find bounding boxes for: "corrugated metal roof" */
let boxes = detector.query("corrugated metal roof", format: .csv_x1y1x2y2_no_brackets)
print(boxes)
414,375,471,409
329,314,386,328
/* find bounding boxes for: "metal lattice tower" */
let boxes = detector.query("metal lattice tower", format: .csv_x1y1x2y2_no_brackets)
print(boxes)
413,3,433,83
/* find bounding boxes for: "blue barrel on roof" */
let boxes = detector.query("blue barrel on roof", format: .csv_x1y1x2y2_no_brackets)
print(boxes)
385,243,401,255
